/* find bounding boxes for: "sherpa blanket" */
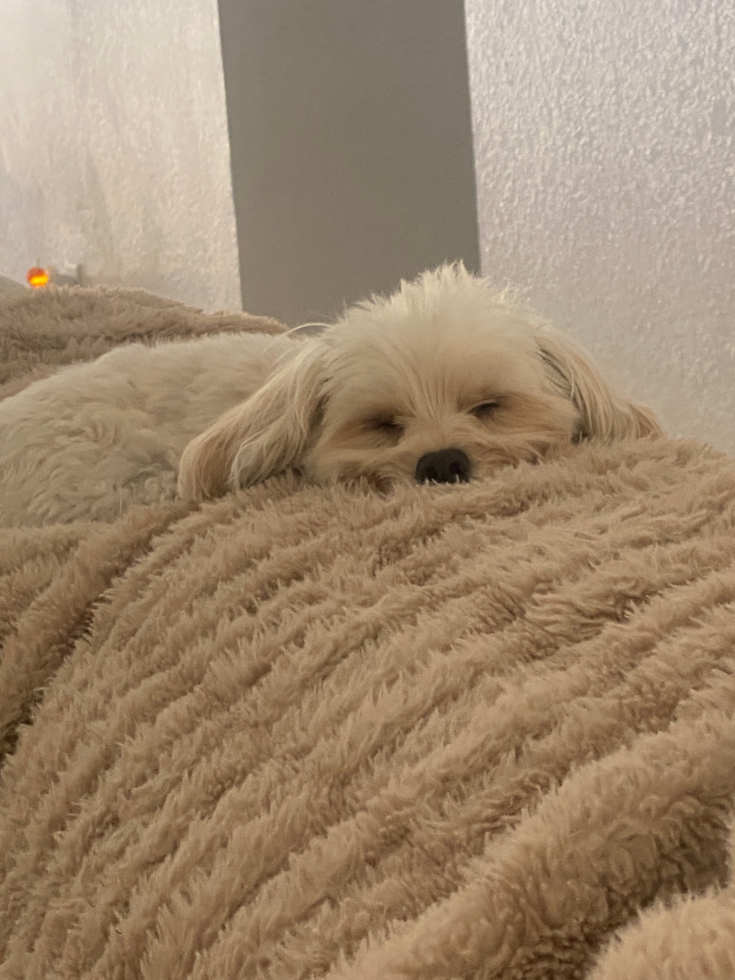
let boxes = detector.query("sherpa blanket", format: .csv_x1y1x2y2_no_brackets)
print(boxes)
1,290,735,980
0,284,284,403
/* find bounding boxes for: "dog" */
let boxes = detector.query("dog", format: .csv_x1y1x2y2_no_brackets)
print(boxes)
178,264,662,500
0,265,662,527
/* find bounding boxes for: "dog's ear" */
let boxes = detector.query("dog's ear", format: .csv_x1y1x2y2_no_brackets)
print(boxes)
177,342,327,501
535,327,663,441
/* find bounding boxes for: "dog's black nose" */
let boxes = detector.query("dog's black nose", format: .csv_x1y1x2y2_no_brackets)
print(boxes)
415,448,471,484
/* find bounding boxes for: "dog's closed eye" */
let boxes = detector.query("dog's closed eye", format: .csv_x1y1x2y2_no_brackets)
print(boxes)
470,400,502,420
364,416,405,442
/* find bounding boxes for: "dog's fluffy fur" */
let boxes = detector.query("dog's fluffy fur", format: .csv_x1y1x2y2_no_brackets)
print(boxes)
0,331,300,526
0,265,662,526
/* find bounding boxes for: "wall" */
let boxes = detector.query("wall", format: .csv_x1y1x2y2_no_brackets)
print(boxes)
465,0,735,451
217,0,480,325
0,0,240,311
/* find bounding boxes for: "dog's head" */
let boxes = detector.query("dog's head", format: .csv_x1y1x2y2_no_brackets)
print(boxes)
177,265,662,500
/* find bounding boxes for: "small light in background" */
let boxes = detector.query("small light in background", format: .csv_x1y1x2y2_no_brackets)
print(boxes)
27,267,50,288
25,265,83,288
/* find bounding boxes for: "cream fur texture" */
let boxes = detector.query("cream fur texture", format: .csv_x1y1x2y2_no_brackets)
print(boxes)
0,265,661,526
0,330,301,526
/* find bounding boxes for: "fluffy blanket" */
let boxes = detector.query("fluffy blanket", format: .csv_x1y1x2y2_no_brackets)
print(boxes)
0,285,284,403
1,289,735,980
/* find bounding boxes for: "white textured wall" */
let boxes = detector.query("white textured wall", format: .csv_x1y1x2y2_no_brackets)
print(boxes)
465,0,735,451
0,0,240,311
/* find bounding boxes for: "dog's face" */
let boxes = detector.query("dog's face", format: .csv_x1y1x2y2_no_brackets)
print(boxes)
177,265,662,501
301,284,578,488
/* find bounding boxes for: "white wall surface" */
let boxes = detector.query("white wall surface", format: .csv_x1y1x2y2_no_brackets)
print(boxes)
0,0,240,311
465,0,735,452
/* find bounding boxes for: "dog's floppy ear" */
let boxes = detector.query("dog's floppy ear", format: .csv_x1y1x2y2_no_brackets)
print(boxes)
177,342,327,501
535,327,663,441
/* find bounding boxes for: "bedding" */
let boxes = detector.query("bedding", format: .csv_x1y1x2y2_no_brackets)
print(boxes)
0,284,283,403
1,287,734,980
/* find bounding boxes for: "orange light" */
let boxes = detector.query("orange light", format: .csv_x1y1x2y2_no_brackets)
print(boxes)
27,266,50,288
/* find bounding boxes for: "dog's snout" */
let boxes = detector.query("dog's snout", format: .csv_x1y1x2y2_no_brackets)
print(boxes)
415,448,471,484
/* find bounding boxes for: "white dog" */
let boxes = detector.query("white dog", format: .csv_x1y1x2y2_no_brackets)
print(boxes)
0,265,661,527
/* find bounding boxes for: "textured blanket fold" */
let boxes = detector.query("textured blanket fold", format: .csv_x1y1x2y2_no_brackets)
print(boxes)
0,285,283,403
2,438,735,980
2,288,735,979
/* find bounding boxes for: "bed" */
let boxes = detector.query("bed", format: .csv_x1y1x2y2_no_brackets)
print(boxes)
1,286,734,980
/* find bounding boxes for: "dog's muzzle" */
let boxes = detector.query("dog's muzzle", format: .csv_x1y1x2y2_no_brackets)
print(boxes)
415,448,471,484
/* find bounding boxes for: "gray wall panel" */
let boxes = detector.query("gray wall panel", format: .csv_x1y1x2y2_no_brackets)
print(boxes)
218,0,479,324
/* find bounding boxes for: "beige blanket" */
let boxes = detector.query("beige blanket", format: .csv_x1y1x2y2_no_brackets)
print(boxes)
0,284,284,403
1,289,735,980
